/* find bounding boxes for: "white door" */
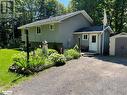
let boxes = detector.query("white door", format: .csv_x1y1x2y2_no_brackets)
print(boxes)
89,34,98,52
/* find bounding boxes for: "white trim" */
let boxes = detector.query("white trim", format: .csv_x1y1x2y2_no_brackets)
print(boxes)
82,34,88,40
18,21,59,29
73,31,103,34
104,26,113,32
36,26,41,34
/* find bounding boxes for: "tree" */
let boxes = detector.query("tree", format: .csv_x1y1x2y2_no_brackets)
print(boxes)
69,0,127,33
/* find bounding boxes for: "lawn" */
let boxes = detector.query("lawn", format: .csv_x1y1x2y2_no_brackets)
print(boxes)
0,49,28,90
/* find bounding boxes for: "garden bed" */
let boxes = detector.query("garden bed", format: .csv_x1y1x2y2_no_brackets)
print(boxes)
9,47,80,75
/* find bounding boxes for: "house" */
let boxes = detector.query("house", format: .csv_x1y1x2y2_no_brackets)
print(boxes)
110,32,127,56
18,10,113,54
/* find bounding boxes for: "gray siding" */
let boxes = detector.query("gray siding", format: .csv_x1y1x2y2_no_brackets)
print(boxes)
21,13,92,48
21,23,60,42
59,14,91,48
103,30,110,54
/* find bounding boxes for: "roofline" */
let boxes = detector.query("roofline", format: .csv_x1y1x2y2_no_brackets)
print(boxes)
104,26,113,32
73,31,103,34
59,10,93,24
110,32,127,38
18,10,94,29
18,21,60,29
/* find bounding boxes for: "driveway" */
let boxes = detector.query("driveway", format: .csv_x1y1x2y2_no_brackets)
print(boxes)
10,56,127,95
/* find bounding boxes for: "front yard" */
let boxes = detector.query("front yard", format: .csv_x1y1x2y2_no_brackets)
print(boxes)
0,48,80,91
0,49,28,90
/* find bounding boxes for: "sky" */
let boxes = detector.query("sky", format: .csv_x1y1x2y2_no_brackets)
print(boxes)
58,0,70,7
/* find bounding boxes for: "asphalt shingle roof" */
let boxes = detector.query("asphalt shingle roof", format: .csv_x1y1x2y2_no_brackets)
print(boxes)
18,10,93,29
75,25,104,32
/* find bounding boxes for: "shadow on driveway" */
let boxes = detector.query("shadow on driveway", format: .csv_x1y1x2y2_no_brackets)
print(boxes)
94,55,127,66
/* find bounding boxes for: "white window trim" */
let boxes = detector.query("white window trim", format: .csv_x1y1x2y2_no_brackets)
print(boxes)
82,34,88,40
36,27,41,34
49,24,55,31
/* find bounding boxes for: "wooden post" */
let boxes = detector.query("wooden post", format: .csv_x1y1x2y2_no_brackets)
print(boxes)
78,37,81,52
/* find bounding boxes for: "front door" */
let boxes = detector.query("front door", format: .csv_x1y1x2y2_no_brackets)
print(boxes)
89,34,98,52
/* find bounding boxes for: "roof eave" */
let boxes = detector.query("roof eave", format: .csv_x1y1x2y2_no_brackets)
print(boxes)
104,26,113,33
73,31,103,34
18,21,60,29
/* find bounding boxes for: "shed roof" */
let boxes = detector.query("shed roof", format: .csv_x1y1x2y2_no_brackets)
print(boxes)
18,10,93,29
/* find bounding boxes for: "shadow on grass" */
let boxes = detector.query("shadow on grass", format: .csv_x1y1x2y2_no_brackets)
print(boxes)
94,55,127,66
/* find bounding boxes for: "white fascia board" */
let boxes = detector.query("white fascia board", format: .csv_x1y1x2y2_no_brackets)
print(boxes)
73,31,103,34
104,26,113,33
18,21,60,30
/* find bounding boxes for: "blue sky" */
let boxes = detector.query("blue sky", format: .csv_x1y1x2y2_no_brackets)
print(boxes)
58,0,70,7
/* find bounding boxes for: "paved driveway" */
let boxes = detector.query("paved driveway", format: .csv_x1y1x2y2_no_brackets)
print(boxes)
10,56,127,95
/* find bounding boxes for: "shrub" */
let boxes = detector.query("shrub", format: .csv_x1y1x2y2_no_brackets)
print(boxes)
73,44,80,51
64,49,80,60
28,55,46,72
48,53,66,66
35,48,43,57
48,49,58,55
10,51,47,75
12,52,27,68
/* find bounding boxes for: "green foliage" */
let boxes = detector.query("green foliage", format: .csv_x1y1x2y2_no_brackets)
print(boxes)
73,44,79,51
48,49,58,55
64,49,80,60
70,0,127,33
0,49,20,87
48,53,66,66
12,52,27,68
29,55,45,68
11,51,46,74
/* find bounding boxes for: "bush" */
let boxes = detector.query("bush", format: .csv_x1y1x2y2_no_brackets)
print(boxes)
10,52,32,75
48,53,66,66
73,44,80,51
10,51,47,75
48,49,58,55
12,52,27,68
64,49,80,61
35,48,43,57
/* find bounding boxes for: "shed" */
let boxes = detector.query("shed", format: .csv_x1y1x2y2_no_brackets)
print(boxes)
110,32,127,56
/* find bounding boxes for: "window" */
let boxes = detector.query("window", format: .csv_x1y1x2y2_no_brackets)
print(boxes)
1,1,13,14
49,24,55,31
7,1,13,13
82,34,88,40
36,27,41,34
1,1,7,13
92,35,96,43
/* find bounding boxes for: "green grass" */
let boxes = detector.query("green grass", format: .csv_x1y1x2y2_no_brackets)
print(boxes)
0,49,28,90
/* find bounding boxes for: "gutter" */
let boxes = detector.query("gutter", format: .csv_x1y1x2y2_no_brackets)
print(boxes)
18,21,60,29
73,31,103,34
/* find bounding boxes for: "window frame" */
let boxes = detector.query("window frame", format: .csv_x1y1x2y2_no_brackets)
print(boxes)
49,24,55,31
1,1,13,14
82,34,88,40
36,27,41,34
92,35,96,43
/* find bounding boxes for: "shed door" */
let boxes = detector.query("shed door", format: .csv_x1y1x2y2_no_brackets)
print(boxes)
115,37,127,56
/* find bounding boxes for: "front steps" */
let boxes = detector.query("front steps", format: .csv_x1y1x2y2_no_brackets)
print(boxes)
81,52,99,57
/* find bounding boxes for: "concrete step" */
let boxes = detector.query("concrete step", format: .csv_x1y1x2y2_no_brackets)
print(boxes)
81,52,98,57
